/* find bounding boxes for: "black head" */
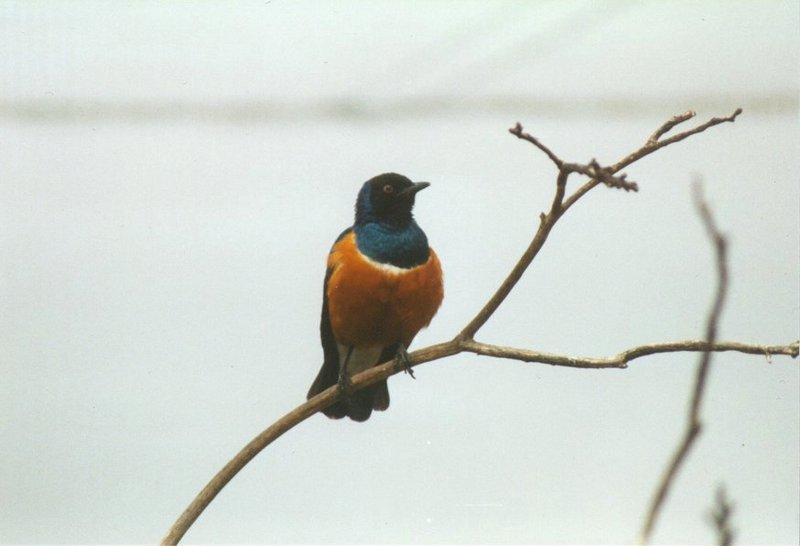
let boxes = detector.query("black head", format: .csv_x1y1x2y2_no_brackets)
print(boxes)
354,173,430,227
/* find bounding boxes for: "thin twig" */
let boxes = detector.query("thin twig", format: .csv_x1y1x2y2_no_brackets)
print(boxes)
561,108,742,215
462,339,799,369
647,110,696,146
564,159,639,192
509,122,563,167
638,184,729,544
615,108,742,173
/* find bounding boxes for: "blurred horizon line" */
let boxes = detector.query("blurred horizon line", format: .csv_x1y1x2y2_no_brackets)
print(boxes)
1,93,794,123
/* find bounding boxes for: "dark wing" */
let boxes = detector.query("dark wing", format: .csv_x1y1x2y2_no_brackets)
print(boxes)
307,229,352,418
307,260,349,420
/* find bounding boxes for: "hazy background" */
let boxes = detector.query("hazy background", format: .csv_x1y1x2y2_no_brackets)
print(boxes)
1,1,798,544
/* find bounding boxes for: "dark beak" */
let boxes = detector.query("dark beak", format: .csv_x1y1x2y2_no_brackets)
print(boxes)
399,181,430,197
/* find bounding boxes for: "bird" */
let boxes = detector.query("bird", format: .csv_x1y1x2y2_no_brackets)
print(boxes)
307,172,444,421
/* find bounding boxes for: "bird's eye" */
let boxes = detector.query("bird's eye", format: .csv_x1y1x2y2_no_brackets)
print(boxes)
383,184,394,194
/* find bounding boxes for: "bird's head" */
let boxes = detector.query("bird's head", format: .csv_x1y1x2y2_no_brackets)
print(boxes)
354,173,430,227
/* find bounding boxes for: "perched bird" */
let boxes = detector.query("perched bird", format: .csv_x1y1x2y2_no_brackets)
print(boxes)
307,173,444,421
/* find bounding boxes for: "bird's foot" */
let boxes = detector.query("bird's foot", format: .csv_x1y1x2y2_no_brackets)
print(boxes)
337,371,353,396
395,344,415,379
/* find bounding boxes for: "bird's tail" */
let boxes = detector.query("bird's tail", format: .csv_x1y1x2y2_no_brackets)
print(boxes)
307,364,389,421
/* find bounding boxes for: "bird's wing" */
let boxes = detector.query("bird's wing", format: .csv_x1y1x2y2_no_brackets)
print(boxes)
306,229,352,419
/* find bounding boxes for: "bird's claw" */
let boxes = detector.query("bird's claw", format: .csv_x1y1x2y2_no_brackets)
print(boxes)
396,345,415,379
337,372,353,396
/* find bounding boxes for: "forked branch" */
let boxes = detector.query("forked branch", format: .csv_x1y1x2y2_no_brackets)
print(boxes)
458,108,740,341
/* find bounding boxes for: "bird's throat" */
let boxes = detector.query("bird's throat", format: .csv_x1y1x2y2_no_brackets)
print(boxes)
353,222,430,269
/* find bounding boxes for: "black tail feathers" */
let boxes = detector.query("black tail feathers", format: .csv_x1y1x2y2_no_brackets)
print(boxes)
307,363,390,422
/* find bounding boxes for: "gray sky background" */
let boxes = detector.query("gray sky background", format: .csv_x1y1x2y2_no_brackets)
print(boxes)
1,1,798,544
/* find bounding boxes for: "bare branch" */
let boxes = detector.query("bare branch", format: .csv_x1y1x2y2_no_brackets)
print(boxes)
647,110,696,146
455,202,558,342
639,185,729,544
461,110,740,341
160,341,460,545
563,159,639,192
462,339,799,369
561,108,742,215
614,108,742,173
509,122,563,168
161,335,798,544
160,110,791,544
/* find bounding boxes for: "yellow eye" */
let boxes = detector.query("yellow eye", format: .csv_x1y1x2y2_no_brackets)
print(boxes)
383,184,394,193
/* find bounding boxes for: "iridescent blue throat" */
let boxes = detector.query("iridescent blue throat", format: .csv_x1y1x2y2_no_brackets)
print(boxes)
354,222,429,269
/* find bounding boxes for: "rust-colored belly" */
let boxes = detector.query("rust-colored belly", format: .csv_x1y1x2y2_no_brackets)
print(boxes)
326,232,443,347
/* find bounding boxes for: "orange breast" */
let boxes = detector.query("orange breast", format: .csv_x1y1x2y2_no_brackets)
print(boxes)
326,231,443,347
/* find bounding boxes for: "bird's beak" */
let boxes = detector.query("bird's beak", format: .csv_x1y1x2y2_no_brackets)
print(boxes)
399,181,430,197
